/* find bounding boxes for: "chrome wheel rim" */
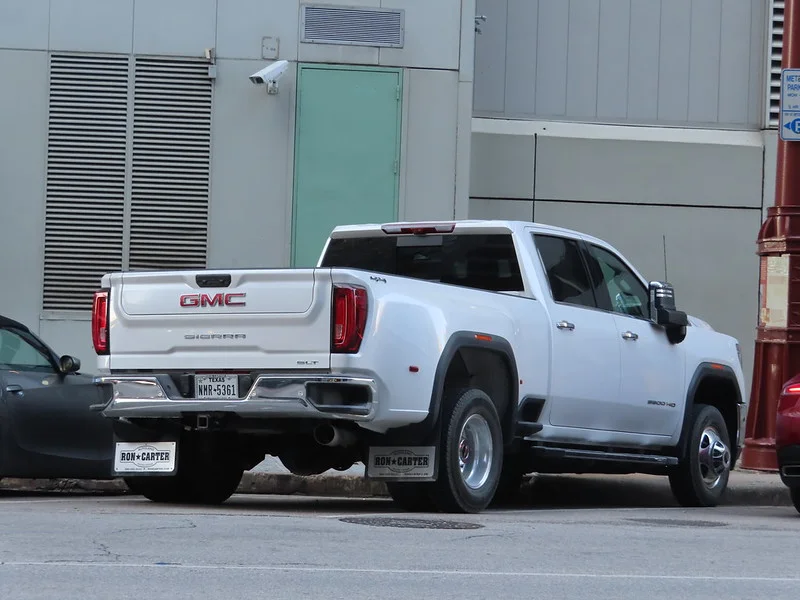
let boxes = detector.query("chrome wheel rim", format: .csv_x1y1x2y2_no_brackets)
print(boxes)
698,426,731,489
458,414,493,490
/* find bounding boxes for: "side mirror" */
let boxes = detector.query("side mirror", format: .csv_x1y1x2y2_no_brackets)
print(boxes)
648,281,689,344
59,355,81,374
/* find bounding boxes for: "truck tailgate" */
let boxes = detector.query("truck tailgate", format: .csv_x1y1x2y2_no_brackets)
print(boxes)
108,269,334,371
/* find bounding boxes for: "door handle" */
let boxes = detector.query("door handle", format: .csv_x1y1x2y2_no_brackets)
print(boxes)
621,331,639,341
5,384,23,394
556,321,575,331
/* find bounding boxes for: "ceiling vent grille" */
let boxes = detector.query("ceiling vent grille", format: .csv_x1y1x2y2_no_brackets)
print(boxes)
301,4,404,48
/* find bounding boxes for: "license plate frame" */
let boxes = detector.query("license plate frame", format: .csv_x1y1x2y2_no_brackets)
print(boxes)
194,374,239,399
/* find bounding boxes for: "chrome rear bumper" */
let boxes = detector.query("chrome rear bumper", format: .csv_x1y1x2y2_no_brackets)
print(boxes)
93,374,378,420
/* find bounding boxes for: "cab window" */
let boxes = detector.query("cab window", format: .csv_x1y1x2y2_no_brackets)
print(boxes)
533,234,597,309
585,244,649,319
0,328,53,371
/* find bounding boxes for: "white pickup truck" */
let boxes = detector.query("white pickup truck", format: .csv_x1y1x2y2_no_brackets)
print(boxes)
91,220,747,513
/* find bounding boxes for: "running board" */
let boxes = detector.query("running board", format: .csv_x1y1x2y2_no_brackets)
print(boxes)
529,446,679,466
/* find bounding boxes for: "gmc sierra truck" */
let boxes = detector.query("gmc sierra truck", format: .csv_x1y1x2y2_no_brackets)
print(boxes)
91,220,747,514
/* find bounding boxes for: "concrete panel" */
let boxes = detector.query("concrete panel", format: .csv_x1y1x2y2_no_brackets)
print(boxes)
687,0,721,124
565,0,600,119
504,0,537,116
535,135,762,208
657,0,691,123
627,0,661,121
50,0,134,53
470,132,535,200
596,0,630,120
458,0,476,82
134,0,217,56
216,0,298,61
402,69,458,221
454,80,473,219
0,0,49,50
535,0,568,117
0,50,48,329
472,0,506,114
718,0,752,125
469,198,532,221
38,319,97,376
534,201,761,391
379,0,460,70
207,59,295,269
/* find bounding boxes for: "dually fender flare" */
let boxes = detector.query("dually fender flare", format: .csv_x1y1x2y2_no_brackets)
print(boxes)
674,361,744,461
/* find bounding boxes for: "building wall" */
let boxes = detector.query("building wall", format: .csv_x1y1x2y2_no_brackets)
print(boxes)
0,0,475,372
474,0,768,129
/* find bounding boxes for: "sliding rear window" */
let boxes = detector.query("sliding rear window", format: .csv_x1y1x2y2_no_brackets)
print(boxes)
320,233,524,292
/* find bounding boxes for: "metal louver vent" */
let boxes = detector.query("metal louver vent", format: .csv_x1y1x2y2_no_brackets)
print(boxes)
301,4,404,48
44,54,129,311
769,0,785,128
130,57,212,271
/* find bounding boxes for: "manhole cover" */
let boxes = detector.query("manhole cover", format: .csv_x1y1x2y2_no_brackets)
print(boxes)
625,518,727,528
340,517,484,530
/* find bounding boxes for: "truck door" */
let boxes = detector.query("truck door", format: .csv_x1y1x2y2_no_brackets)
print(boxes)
532,233,623,431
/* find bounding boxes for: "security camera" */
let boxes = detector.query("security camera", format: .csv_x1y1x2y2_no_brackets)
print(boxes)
249,60,289,94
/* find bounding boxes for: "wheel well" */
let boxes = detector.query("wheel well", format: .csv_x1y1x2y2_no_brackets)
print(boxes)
691,375,740,448
442,347,515,445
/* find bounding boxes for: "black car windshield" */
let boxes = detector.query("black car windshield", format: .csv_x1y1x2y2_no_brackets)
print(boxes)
320,233,525,293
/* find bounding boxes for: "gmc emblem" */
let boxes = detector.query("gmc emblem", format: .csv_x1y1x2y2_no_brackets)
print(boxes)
179,293,246,308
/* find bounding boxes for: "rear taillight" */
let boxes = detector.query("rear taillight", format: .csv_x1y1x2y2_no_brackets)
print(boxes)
332,285,368,353
92,289,110,355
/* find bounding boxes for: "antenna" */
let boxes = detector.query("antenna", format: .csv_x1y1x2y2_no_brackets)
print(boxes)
662,234,669,281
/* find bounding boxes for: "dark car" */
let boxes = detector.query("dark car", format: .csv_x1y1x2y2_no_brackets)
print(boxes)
0,315,114,482
776,372,800,513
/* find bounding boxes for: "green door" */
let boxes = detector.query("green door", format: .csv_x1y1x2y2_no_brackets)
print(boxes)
291,64,403,267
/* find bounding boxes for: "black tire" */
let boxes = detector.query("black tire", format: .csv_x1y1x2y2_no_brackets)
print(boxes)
386,482,437,512
126,435,244,506
669,404,732,507
490,451,525,507
790,487,800,515
431,388,504,513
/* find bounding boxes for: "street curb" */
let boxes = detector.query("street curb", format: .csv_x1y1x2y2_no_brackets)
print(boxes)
0,471,793,507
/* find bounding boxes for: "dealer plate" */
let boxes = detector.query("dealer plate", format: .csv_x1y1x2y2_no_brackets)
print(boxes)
367,446,436,479
114,441,176,474
195,374,239,399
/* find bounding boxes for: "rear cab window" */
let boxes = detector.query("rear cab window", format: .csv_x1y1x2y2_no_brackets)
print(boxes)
320,232,525,293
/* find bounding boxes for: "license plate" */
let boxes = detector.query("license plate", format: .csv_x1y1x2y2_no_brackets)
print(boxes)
194,374,239,399
114,441,176,474
366,446,436,480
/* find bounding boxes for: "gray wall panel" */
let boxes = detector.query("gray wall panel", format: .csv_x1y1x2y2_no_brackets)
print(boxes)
718,0,753,125
474,0,766,128
379,0,462,70
50,0,134,53
470,132,535,199
535,135,763,208
134,0,217,56
206,59,295,269
403,69,459,220
534,0,569,117
469,198,533,221
657,0,691,123
596,0,630,120
0,50,48,330
687,0,721,124
0,0,49,50
216,0,299,61
534,200,760,391
504,0,537,117
565,0,600,119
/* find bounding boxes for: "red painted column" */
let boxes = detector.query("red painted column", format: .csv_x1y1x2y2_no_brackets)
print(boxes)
742,0,800,471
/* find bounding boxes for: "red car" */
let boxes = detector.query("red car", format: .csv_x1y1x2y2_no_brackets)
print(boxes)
776,373,800,513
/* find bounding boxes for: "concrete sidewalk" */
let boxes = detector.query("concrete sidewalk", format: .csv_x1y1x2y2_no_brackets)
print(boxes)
0,456,793,508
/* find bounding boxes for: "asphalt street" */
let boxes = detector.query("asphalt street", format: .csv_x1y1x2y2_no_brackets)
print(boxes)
1,492,799,600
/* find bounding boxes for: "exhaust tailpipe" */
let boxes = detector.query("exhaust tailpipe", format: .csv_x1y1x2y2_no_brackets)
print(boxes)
314,424,357,448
